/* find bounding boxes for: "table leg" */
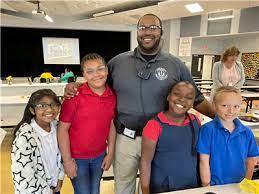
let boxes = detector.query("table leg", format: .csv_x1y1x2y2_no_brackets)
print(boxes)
250,100,253,110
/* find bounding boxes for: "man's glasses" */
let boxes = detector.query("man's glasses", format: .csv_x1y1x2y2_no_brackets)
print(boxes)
137,25,161,32
84,66,107,76
34,103,60,110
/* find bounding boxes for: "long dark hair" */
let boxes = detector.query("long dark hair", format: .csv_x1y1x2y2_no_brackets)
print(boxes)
12,89,61,141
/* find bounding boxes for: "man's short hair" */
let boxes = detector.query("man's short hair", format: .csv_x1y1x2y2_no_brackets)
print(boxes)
137,13,162,29
80,53,106,71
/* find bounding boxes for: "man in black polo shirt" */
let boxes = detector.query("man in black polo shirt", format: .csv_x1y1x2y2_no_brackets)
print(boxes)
65,14,215,194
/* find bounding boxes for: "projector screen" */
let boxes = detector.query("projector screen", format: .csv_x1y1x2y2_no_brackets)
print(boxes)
42,37,80,64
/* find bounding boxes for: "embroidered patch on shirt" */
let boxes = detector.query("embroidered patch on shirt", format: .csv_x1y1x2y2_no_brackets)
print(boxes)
155,67,168,80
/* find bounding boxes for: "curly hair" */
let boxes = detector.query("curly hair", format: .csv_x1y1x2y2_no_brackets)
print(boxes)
221,46,240,62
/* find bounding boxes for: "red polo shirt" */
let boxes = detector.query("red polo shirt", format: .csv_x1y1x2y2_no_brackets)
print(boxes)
59,83,116,159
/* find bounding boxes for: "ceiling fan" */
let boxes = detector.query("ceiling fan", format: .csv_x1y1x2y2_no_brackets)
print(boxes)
31,0,53,22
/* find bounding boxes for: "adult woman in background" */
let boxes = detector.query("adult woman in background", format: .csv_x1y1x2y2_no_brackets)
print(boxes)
210,46,245,101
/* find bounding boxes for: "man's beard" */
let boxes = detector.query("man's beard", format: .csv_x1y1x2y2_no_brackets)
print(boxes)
137,37,161,55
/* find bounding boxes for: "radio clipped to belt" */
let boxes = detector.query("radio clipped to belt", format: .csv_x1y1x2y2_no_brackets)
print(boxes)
114,118,137,139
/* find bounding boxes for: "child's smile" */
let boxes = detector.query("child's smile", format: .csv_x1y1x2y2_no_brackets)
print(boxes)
32,96,60,129
167,82,196,117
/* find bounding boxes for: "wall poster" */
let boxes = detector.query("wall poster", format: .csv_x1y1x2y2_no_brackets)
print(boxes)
241,52,259,79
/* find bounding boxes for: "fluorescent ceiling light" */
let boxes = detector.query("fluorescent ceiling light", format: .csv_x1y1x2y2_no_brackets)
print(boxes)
93,10,114,17
208,15,234,21
45,14,53,22
185,3,203,13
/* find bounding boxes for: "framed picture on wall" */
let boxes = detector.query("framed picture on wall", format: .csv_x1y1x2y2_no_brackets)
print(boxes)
241,52,259,79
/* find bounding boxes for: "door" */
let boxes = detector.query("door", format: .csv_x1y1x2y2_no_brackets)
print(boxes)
191,55,204,78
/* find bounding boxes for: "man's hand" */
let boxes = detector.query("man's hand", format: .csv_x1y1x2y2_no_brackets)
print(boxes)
64,82,82,99
101,154,113,171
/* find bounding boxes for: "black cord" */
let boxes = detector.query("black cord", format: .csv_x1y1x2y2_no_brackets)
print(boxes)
187,113,197,156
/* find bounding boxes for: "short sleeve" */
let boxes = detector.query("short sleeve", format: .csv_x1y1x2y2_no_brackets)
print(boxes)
111,94,117,119
142,120,162,142
196,124,212,155
107,58,116,88
59,96,79,123
247,130,259,157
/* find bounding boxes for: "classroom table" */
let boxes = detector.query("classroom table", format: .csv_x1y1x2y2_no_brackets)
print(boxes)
194,79,213,82
242,92,259,112
207,90,259,113
0,95,30,127
1,83,66,96
195,81,213,88
160,180,259,194
200,85,212,92
198,110,259,130
200,85,259,92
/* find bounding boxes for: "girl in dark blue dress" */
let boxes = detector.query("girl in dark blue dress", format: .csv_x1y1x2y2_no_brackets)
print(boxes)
140,81,201,194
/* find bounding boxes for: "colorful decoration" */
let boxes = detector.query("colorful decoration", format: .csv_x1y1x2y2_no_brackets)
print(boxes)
6,75,13,85
241,52,259,79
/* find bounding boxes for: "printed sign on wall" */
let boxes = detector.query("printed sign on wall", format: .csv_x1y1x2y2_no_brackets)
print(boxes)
179,37,192,57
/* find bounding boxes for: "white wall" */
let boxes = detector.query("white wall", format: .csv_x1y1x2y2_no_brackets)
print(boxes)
178,37,223,69
179,33,259,69
130,26,138,51
161,20,171,52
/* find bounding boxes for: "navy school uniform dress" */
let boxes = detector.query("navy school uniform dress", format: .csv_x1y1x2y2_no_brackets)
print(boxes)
150,113,200,193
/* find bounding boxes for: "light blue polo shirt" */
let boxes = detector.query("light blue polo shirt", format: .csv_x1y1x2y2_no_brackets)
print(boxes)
196,115,259,185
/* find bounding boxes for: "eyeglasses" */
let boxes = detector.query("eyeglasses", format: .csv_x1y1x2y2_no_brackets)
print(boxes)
137,25,161,32
34,103,60,110
84,66,107,76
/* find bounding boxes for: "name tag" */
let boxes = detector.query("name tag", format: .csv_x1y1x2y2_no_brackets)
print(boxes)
123,127,136,139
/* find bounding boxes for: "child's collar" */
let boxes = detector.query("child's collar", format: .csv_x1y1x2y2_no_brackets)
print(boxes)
214,115,246,134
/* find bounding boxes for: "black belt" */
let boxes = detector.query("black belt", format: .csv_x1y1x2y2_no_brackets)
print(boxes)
114,119,143,137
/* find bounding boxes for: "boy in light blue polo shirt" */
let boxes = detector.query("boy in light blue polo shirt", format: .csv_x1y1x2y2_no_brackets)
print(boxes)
197,86,259,186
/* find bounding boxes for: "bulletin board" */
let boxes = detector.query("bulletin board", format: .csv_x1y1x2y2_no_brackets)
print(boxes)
241,52,259,79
